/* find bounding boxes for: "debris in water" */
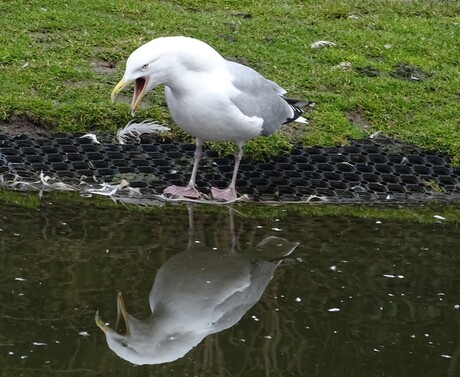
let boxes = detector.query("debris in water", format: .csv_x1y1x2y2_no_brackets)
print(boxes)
383,274,404,279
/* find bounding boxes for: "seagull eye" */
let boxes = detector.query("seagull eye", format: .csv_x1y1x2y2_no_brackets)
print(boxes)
141,64,149,70
121,340,128,347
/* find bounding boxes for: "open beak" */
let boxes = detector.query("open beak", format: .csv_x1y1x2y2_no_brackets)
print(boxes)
94,291,130,335
115,292,130,335
111,77,149,116
95,310,112,333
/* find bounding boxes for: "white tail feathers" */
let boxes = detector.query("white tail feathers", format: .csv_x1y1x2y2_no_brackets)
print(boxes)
294,116,308,124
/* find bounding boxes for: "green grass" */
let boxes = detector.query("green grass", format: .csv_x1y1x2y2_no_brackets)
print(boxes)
1,189,459,224
0,0,459,162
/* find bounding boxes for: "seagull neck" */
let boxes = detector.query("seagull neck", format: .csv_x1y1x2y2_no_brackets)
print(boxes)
165,66,224,97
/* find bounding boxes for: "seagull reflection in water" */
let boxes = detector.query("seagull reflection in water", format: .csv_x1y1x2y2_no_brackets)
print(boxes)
95,206,299,365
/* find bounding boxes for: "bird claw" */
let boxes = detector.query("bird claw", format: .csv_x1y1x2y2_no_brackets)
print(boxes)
163,185,201,199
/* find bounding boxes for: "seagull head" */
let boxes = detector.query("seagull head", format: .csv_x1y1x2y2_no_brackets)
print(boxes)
111,36,224,115
111,37,173,115
95,291,199,365
95,292,142,361
96,292,165,365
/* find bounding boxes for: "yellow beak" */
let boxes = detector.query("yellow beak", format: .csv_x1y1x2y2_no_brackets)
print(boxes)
111,77,148,116
95,292,130,335
111,78,129,104
115,291,130,335
95,310,112,333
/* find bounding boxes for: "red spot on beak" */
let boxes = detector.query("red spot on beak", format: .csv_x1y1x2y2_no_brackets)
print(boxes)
135,77,146,99
131,77,148,114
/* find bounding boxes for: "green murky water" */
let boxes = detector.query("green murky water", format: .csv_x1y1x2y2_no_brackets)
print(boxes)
0,196,459,376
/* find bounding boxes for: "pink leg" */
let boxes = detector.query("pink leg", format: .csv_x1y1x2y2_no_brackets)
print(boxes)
211,141,244,202
163,139,203,198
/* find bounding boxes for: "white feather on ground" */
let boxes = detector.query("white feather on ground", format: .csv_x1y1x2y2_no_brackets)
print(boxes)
310,40,336,49
116,120,170,144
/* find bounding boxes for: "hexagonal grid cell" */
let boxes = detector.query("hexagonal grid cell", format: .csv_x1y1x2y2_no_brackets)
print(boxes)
0,133,459,202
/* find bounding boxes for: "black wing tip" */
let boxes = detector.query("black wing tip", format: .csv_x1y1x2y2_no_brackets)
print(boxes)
284,105,303,124
282,96,313,108
281,96,313,124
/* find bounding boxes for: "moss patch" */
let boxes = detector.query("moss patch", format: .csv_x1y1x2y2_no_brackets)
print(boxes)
1,190,459,224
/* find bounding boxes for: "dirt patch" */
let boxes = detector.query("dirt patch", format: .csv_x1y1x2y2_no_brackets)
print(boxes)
355,63,430,81
29,30,56,44
355,65,382,77
281,121,312,139
390,63,429,81
345,107,371,131
0,114,51,137
63,80,90,88
232,12,252,19
91,59,117,75
218,34,237,43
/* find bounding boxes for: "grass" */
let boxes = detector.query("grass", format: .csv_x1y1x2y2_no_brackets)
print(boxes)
1,189,459,224
0,0,459,162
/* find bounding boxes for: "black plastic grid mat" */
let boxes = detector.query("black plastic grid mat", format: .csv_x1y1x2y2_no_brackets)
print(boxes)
0,132,459,203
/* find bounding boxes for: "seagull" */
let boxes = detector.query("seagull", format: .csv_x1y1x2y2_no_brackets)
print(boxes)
95,207,299,365
111,36,308,201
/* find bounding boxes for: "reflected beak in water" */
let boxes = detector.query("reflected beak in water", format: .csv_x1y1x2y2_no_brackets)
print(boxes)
94,291,130,335
95,310,111,333
111,77,149,116
116,292,130,335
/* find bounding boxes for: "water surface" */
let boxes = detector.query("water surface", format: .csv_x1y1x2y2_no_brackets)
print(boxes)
0,197,459,376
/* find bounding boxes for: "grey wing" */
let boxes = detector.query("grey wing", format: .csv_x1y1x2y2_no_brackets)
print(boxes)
266,79,287,96
225,61,301,136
